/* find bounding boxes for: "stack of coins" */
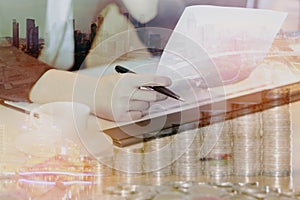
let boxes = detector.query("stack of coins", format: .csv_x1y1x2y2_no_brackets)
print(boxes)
113,145,143,175
262,90,292,176
231,103,262,176
143,135,173,176
172,123,202,177
262,104,292,176
201,118,233,177
263,176,292,192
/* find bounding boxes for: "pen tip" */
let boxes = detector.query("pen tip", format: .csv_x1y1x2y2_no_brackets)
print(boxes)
178,97,185,102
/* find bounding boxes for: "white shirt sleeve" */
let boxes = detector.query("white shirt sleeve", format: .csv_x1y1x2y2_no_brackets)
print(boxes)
39,0,74,70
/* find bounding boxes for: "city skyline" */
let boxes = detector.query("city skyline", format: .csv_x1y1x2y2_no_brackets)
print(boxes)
2,17,95,40
9,17,98,70
0,0,102,38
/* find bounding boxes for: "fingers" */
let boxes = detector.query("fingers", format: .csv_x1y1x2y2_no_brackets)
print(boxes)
128,100,150,111
114,73,171,101
121,73,172,88
114,111,143,122
128,111,143,121
131,89,168,101
100,73,172,122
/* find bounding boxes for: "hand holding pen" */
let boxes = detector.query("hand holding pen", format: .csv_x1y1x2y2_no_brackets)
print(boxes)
115,65,184,102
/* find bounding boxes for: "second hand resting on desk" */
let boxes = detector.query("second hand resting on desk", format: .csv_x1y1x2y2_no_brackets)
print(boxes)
115,65,184,102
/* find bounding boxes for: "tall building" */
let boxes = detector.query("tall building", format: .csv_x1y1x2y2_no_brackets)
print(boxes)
26,19,35,51
31,26,39,54
12,19,19,48
26,18,39,56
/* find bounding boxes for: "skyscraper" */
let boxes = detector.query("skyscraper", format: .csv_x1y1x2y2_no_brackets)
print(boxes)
31,26,39,54
12,19,19,48
26,18,39,56
26,19,35,51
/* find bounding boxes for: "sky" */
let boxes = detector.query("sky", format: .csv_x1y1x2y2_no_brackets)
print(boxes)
0,0,103,38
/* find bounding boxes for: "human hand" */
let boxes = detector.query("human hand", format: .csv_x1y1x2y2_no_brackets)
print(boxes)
30,70,171,122
93,73,172,121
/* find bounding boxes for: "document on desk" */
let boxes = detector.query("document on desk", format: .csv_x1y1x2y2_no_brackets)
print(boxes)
151,5,287,114
99,6,290,146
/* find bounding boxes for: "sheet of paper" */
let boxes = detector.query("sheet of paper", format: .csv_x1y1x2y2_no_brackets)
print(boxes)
155,5,287,110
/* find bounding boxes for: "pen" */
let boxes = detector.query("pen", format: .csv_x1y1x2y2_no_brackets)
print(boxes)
115,65,184,102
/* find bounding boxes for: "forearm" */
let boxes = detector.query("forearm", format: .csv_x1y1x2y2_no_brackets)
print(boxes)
29,69,76,103
29,69,99,113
